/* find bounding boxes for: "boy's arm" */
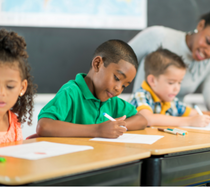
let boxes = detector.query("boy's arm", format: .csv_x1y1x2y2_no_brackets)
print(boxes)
188,108,199,116
202,111,210,115
187,108,210,116
139,109,210,127
36,118,126,138
125,113,147,130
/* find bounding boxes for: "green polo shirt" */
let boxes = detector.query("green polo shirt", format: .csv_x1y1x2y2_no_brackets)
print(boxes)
38,73,137,124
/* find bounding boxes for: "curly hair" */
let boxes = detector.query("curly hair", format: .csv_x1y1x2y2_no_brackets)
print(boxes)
0,29,37,125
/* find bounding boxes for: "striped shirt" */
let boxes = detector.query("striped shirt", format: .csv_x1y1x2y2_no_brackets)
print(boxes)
129,81,191,116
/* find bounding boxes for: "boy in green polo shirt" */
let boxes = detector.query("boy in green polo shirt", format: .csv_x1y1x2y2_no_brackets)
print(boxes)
37,40,147,138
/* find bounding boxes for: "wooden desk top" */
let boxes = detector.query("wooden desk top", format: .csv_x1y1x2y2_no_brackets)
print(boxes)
76,127,210,155
0,138,150,185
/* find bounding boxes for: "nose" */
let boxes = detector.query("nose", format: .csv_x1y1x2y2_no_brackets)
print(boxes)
0,86,6,96
173,84,180,93
114,83,123,93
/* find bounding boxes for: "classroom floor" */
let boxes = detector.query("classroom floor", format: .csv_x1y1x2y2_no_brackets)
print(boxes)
21,93,207,139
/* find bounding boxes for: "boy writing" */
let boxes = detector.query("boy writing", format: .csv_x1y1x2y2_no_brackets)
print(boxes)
129,47,210,127
37,40,147,138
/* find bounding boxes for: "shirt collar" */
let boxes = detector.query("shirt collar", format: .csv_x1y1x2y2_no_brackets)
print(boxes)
75,73,111,104
141,81,171,113
75,73,101,101
141,81,161,102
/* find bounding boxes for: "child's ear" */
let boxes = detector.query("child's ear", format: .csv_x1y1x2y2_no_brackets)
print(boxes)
92,56,103,72
19,79,28,97
147,74,156,87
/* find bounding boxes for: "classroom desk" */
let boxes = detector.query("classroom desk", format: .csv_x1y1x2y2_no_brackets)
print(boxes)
76,127,210,186
0,137,150,186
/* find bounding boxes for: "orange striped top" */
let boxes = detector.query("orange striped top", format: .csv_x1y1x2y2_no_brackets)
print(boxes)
0,110,23,144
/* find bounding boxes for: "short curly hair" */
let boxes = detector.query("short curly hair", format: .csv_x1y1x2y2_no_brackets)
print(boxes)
93,39,138,71
144,47,187,79
0,29,37,125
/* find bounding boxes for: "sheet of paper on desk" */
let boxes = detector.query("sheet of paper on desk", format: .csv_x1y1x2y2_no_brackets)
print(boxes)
0,141,93,160
90,133,163,144
181,123,210,131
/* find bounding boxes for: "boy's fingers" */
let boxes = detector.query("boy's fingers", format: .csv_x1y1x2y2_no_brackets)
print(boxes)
122,126,127,131
116,115,126,121
119,125,127,131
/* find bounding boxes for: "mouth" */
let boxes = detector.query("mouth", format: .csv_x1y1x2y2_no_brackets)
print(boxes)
195,49,205,61
107,91,115,98
0,102,6,107
169,94,176,98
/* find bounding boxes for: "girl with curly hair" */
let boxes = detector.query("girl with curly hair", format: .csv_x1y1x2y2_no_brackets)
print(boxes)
0,29,36,144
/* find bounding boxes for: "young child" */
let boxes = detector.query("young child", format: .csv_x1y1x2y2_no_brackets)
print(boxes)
129,47,210,127
0,29,36,144
37,40,147,138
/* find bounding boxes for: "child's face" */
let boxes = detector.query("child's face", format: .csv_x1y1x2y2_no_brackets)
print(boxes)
191,21,210,61
150,66,186,102
0,63,27,115
92,58,136,102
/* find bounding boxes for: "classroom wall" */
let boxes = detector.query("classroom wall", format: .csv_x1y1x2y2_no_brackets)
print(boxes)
1,0,210,95
1,0,209,139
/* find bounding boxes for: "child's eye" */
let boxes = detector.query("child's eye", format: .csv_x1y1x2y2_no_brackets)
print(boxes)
168,82,174,85
206,38,210,45
7,86,14,89
122,85,126,89
114,75,119,81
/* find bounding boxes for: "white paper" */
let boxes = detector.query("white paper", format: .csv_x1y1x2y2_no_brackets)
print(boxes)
181,124,210,131
0,141,93,160
90,133,163,144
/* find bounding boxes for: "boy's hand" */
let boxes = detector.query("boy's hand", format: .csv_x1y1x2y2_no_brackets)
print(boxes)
189,115,210,127
115,115,126,121
97,115,127,138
